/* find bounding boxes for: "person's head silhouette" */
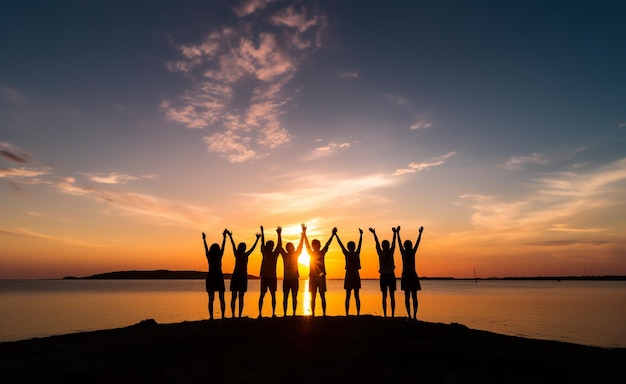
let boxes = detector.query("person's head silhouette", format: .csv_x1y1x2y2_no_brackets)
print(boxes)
265,240,275,252
381,240,390,251
286,242,295,252
209,243,220,253
237,242,247,252
404,240,412,249
311,239,321,251
347,241,356,251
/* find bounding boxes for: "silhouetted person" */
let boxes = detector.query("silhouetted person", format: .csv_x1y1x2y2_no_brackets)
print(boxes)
303,224,336,317
279,229,304,316
369,227,398,317
336,228,363,316
397,226,424,320
227,230,260,318
258,226,282,318
202,230,227,320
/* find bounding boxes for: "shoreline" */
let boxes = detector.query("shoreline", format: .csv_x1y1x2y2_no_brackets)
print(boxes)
1,316,624,383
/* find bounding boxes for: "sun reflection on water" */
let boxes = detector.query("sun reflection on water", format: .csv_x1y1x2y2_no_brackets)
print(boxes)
302,279,311,316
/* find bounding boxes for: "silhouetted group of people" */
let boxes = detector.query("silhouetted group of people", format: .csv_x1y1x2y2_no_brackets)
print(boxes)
202,224,424,321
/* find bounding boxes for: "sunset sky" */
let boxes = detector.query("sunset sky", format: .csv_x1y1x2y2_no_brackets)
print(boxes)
1,0,625,279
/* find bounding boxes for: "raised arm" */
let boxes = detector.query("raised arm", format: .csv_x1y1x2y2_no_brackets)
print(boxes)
275,226,282,254
335,229,348,254
321,227,337,252
220,229,227,256
226,230,237,254
413,226,424,252
202,232,209,258
277,229,287,257
396,226,404,252
356,228,363,254
390,227,398,253
369,228,381,252
295,232,304,255
302,224,312,254
260,225,265,248
245,232,261,257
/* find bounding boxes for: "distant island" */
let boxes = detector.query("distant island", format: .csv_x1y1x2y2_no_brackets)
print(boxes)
63,270,626,281
62,270,259,280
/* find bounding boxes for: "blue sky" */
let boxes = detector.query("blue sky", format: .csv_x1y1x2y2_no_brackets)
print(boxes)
1,0,625,278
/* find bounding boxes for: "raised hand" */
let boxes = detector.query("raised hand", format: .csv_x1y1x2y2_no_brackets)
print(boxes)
369,227,375,234
332,227,338,235
202,232,206,240
277,226,282,234
359,228,363,234
419,226,424,233
256,233,261,239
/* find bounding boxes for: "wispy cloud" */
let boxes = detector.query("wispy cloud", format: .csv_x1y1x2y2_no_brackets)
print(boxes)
1,87,24,103
81,172,157,185
163,2,325,163
112,103,127,112
232,0,280,17
0,142,33,164
393,151,456,176
381,92,407,106
339,70,359,79
545,224,605,233
51,178,213,227
0,167,51,178
462,157,626,232
527,239,611,247
244,173,397,215
302,141,351,161
0,143,209,228
410,116,433,130
535,158,626,199
500,152,548,170
0,146,53,194
0,226,105,247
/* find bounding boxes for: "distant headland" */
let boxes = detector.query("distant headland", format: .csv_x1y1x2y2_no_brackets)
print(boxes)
62,270,259,280
62,270,626,281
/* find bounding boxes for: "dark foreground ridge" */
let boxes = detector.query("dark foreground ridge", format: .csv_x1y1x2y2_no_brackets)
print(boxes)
1,316,624,383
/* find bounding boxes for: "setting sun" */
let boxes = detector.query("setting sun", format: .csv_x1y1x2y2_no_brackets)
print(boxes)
298,250,310,266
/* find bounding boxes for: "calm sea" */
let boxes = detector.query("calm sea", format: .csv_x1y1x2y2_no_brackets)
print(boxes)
0,279,624,348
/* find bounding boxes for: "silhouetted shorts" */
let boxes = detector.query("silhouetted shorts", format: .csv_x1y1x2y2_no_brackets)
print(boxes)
309,275,327,293
206,272,225,292
344,270,361,290
230,272,248,292
261,276,277,292
401,272,421,291
283,278,299,293
379,273,397,292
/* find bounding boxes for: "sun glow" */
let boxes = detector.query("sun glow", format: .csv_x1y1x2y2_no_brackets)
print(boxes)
298,249,310,266
279,224,310,266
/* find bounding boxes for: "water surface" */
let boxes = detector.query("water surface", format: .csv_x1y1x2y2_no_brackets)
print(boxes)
1,279,624,347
